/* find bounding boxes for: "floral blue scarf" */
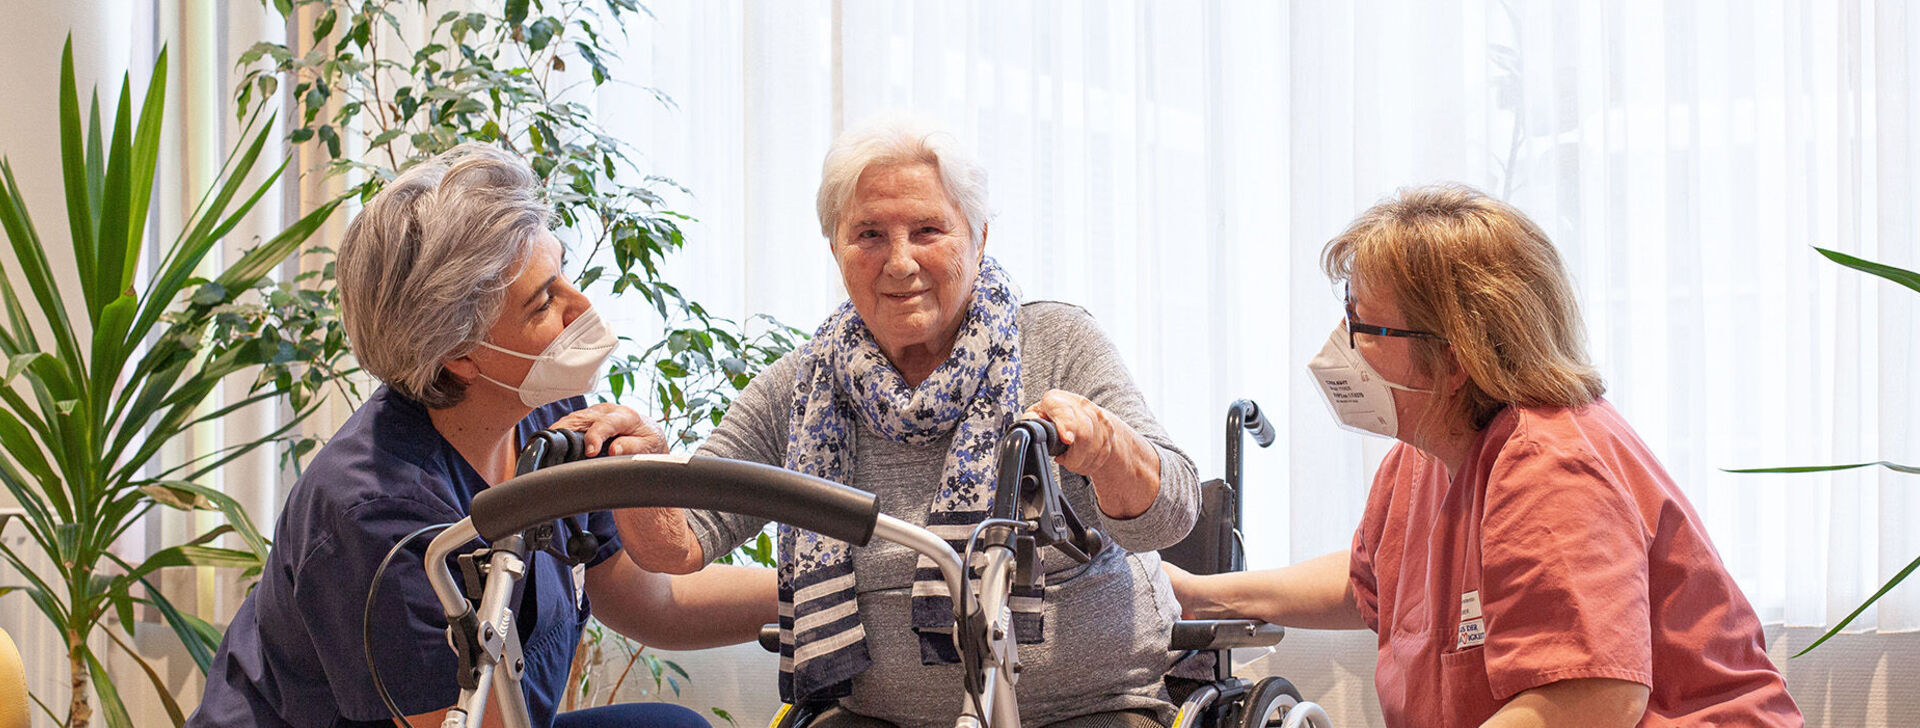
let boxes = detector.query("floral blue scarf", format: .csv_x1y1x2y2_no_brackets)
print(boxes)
776,256,1037,704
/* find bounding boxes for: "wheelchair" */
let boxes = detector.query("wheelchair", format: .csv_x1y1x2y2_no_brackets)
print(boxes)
760,402,1331,728
1159,400,1330,728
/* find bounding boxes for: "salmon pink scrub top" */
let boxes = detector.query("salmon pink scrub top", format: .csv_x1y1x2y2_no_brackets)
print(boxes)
1349,399,1801,727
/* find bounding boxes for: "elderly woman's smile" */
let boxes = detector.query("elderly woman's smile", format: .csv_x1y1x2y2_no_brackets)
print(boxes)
831,162,983,380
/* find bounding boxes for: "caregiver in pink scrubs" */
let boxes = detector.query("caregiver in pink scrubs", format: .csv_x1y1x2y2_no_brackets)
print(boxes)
1165,184,1801,728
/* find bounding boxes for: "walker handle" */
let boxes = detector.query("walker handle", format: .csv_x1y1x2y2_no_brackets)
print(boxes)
469,455,880,546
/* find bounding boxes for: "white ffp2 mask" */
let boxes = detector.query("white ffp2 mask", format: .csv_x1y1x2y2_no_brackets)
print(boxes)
475,307,618,407
1306,321,1430,439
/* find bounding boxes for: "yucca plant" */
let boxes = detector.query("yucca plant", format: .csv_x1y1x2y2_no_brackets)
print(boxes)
1727,246,1919,656
0,39,343,727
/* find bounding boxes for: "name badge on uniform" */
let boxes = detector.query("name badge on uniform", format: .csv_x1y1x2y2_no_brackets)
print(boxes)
572,562,588,606
1457,590,1486,649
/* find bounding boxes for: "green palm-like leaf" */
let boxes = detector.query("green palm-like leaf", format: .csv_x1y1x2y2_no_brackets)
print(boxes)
1735,246,1919,657
1815,247,1920,295
0,35,340,727
1725,461,1920,475
102,626,187,725
83,649,134,728
1793,554,1920,656
56,39,96,314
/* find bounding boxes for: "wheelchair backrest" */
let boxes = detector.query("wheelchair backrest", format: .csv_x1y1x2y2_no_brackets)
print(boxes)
1159,478,1242,575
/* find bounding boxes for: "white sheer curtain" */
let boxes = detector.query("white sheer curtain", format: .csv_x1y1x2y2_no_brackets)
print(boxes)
597,0,1920,635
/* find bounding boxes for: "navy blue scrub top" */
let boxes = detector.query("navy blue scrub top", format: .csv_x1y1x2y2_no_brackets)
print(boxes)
188,386,624,727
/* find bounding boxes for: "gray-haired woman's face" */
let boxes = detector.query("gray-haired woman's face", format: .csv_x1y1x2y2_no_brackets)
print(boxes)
446,230,593,397
830,162,982,366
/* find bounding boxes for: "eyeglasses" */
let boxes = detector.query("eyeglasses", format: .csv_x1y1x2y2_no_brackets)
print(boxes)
1344,283,1447,349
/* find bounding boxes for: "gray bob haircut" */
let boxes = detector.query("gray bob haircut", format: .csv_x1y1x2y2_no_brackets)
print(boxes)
336,143,552,408
816,114,990,246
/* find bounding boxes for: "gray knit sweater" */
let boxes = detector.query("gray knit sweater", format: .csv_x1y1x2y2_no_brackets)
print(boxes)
689,301,1199,728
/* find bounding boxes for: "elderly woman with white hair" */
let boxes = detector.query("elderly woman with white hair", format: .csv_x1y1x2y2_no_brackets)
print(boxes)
188,144,776,728
619,118,1200,728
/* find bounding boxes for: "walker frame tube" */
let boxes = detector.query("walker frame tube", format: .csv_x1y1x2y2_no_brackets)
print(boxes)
422,439,1070,728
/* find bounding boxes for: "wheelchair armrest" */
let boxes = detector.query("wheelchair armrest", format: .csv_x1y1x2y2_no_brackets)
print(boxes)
758,623,781,653
1169,619,1284,651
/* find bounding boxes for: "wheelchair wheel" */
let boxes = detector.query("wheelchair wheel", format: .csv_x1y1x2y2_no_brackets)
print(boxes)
1237,676,1303,728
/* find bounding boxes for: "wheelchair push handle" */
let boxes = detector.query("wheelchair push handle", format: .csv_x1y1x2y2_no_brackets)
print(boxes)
468,454,882,547
1228,398,1276,449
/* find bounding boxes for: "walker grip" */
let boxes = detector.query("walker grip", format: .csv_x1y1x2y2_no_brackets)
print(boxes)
469,455,881,546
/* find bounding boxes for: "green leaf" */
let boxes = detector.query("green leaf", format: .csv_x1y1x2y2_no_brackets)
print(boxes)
1725,461,1920,475
85,648,136,728
138,482,211,510
117,46,169,297
57,38,98,310
575,41,609,85
369,128,406,148
190,281,228,305
110,579,138,636
89,292,140,396
527,17,563,52
103,624,188,725
143,581,222,675
2,117,87,371
318,124,341,158
4,352,42,384
151,480,271,559
236,42,280,68
505,0,531,27
92,70,140,320
169,545,261,570
1816,247,1920,296
1794,553,1920,656
311,8,337,44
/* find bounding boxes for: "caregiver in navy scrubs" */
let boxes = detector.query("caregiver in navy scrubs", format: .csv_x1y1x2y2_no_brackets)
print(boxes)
188,144,776,728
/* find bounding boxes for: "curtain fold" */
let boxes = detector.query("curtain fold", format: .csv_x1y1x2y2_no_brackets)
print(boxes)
599,0,1920,636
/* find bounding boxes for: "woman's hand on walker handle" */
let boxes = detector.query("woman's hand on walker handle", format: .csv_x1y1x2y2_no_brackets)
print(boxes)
1022,389,1161,519
549,402,669,457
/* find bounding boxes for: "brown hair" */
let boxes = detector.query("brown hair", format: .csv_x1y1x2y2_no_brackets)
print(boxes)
1321,183,1605,430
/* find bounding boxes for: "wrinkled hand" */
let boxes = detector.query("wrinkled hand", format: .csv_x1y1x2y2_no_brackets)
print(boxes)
1020,389,1138,480
548,402,668,457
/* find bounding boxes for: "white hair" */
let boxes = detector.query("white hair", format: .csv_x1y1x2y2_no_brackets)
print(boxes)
815,114,990,246
336,143,552,408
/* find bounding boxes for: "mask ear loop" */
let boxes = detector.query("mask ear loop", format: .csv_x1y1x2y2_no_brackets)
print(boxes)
477,340,544,359
468,338,537,398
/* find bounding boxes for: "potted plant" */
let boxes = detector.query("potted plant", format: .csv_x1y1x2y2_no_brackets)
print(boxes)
0,39,345,727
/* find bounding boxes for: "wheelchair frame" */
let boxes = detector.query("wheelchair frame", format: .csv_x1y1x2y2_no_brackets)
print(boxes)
1161,400,1331,728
